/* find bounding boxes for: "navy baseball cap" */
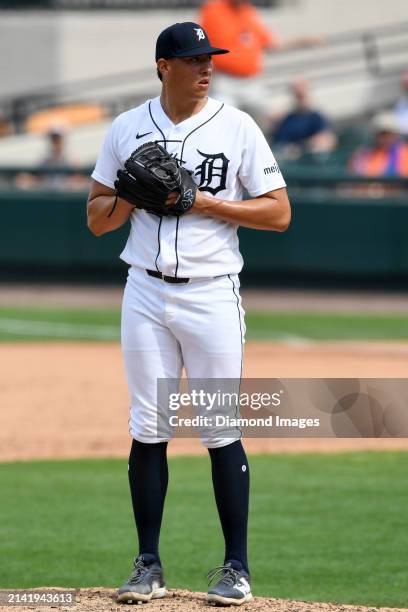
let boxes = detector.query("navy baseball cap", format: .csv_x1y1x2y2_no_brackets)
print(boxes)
155,22,229,62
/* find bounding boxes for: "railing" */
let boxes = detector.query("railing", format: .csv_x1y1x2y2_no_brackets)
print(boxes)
0,167,93,175
281,166,408,186
262,22,408,88
0,21,407,134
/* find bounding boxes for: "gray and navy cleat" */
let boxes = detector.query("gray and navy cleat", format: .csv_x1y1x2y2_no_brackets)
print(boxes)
206,560,252,606
117,553,166,604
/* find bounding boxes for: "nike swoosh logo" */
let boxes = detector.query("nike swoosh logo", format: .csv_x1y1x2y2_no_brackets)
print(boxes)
136,131,152,139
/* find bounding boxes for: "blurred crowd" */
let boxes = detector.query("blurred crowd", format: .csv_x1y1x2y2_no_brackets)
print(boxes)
13,126,89,191
0,0,407,192
267,72,408,179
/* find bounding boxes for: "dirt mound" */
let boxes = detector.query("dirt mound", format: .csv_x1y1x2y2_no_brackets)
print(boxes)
1,588,406,612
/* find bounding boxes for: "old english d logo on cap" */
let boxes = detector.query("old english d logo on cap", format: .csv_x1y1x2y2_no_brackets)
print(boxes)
194,28,206,41
155,22,229,61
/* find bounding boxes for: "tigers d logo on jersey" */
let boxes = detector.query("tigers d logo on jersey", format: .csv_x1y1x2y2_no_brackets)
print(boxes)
194,151,230,195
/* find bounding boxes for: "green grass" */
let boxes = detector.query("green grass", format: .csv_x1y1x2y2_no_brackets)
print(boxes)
0,453,407,607
245,311,408,341
0,307,120,341
0,307,407,341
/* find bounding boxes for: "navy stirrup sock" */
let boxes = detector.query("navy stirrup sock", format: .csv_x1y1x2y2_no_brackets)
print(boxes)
208,440,250,573
128,439,169,564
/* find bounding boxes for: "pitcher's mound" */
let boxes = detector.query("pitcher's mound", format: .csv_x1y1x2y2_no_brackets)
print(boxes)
5,588,403,612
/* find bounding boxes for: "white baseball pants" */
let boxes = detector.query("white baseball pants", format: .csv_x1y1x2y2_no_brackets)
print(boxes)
121,266,246,448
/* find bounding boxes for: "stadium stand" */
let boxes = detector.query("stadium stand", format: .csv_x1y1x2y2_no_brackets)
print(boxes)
0,21,407,169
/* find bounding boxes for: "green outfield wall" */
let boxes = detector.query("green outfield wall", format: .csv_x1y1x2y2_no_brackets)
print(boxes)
1,190,408,286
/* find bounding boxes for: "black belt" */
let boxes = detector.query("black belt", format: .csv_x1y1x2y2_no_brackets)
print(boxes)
146,269,190,284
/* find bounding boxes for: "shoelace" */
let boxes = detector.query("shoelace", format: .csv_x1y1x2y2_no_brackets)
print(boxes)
207,565,240,587
129,558,149,584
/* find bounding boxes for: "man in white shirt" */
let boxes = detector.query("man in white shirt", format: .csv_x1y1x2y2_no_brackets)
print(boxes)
87,21,290,607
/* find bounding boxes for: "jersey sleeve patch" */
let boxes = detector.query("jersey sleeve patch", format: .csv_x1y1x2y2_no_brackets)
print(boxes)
238,113,286,196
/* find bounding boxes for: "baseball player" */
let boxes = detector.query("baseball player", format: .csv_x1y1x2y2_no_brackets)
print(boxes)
87,22,290,606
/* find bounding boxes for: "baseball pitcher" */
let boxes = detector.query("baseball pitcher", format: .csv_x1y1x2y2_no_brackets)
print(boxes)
87,21,291,606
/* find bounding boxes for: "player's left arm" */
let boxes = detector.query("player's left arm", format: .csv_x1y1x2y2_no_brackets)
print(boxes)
192,187,291,231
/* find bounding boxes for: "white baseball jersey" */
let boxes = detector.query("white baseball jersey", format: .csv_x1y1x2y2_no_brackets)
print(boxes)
92,96,286,279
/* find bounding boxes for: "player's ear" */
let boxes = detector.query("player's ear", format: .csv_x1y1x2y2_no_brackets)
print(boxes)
156,58,169,82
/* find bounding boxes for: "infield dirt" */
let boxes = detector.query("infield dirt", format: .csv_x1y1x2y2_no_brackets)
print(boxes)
0,587,407,612
1,340,407,461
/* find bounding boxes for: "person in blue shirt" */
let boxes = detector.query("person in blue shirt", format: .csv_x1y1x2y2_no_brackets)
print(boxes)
270,77,337,157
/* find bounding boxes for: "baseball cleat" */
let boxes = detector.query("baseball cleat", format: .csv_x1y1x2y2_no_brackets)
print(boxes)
117,553,166,604
206,560,253,606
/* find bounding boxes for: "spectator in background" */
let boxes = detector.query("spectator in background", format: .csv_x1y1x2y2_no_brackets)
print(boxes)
199,0,322,122
350,112,408,177
394,70,408,136
40,126,72,170
15,125,88,190
269,77,337,158
40,126,88,189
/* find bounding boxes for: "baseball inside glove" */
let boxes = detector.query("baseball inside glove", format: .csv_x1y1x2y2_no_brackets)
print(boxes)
114,141,197,217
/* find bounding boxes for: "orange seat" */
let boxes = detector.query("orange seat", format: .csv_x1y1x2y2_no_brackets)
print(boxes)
0,120,12,137
26,103,106,134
